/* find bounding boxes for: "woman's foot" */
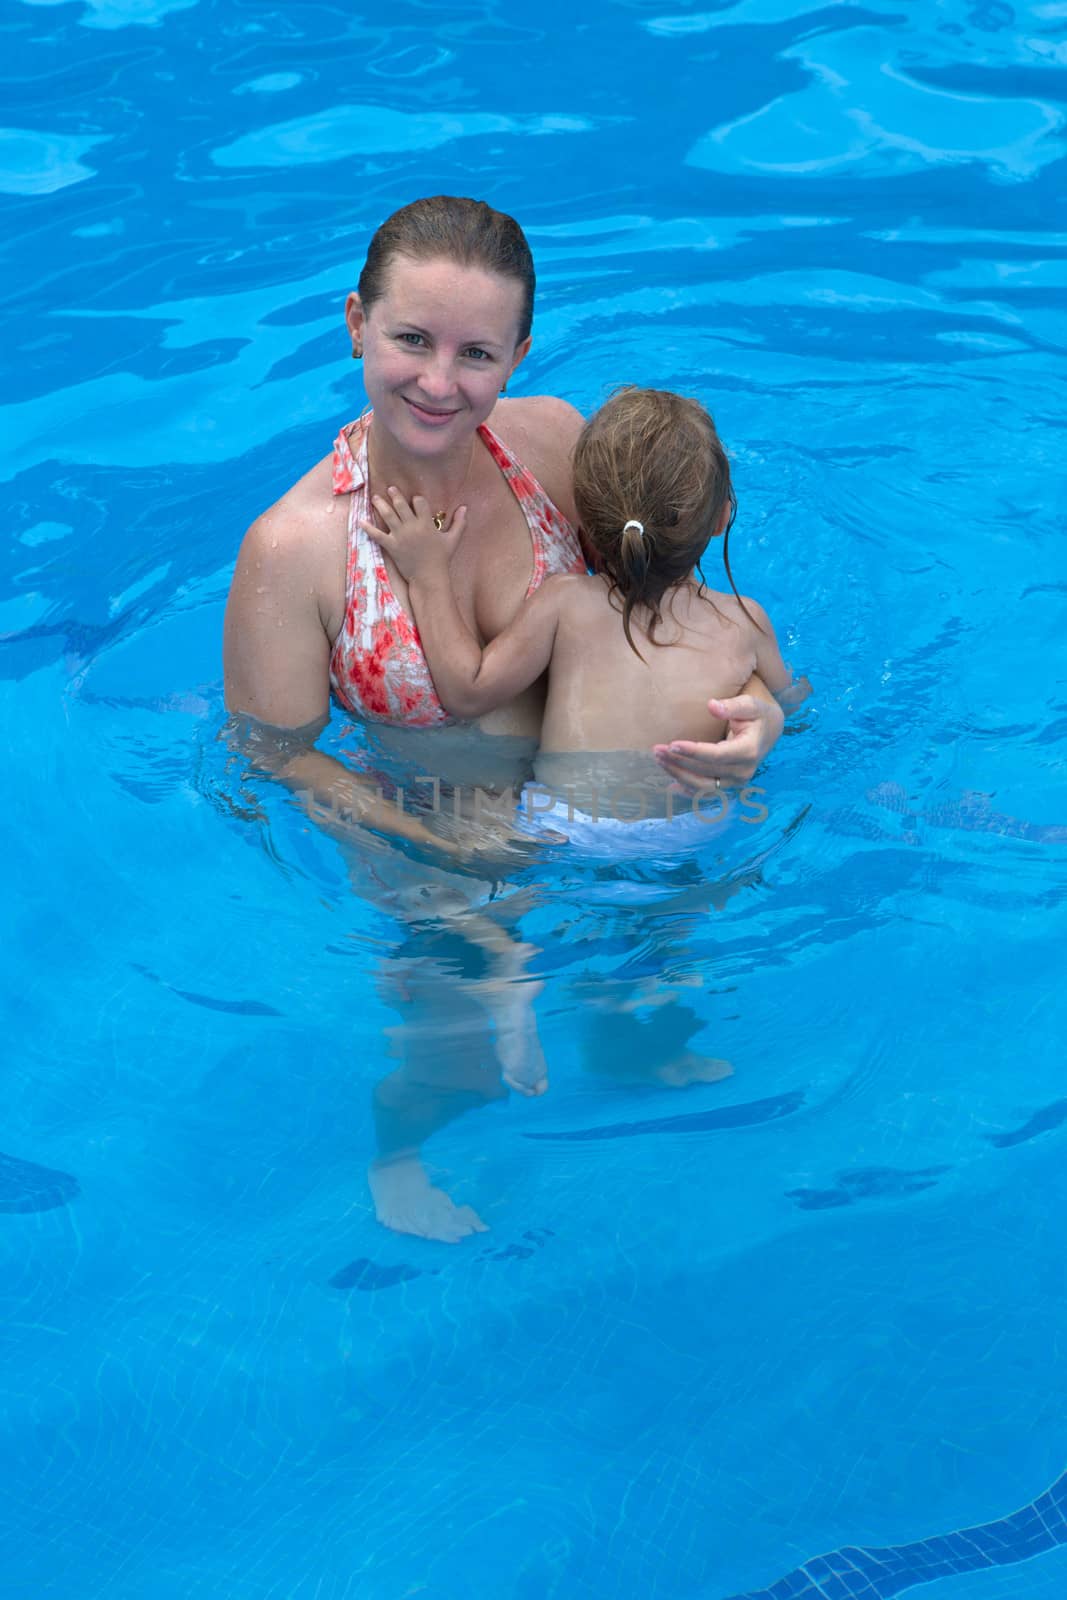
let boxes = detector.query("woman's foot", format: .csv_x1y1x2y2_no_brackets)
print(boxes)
369,1156,488,1243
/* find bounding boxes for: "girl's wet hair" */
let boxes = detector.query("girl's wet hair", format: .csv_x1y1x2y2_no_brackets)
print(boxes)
358,196,535,343
573,386,741,657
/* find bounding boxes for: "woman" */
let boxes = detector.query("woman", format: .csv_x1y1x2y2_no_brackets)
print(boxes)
223,197,785,1241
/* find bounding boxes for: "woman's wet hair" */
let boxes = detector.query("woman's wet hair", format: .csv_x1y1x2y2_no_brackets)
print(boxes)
357,196,535,344
573,386,745,657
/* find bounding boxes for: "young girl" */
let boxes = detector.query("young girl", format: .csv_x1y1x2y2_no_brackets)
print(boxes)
362,385,793,834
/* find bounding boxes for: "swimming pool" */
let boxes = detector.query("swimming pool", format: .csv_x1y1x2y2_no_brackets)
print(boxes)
3,0,1067,1595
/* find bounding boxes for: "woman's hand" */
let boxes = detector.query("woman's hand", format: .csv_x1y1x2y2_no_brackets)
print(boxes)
361,489,466,583
653,693,786,793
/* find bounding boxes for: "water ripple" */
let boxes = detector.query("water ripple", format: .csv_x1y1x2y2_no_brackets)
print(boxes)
211,105,597,170
0,127,108,195
19,0,200,30
689,23,1066,178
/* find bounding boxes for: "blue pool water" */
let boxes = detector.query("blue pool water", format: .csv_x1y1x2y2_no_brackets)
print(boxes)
3,0,1067,1596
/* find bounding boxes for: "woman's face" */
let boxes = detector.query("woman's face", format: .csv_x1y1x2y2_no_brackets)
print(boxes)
345,255,530,458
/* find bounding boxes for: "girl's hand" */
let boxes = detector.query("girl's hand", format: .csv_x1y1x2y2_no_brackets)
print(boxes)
652,693,785,792
359,489,467,583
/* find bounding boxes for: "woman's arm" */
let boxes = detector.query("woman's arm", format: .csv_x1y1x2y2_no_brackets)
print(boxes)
653,674,787,791
228,717,476,856
223,509,466,855
225,507,332,727
653,594,811,792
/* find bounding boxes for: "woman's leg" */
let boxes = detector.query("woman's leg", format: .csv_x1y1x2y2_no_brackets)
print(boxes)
367,885,546,1241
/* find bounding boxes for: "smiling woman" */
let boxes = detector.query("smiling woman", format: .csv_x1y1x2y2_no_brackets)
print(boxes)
224,197,586,749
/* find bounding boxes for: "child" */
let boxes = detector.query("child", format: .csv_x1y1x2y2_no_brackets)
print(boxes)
361,386,793,831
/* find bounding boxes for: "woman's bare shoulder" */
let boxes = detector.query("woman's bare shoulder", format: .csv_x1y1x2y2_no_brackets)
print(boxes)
495,392,584,431
231,447,348,637
236,450,343,578
489,395,585,521
492,394,584,456
247,450,335,541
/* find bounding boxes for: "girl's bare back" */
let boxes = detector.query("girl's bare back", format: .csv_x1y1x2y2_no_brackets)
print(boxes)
539,574,772,753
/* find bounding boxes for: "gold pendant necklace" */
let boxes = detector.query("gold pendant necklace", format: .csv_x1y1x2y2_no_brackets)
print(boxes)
432,439,476,532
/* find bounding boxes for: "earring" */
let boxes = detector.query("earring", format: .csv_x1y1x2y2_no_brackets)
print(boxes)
499,380,508,396
352,344,363,360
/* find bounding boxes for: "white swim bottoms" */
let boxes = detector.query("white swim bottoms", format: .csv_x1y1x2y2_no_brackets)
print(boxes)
516,784,727,860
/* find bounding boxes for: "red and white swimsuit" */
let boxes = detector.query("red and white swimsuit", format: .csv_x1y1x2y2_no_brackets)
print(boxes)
329,413,585,726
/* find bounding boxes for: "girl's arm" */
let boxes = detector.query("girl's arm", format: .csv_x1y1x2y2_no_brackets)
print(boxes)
739,597,793,696
743,598,812,710
362,490,564,721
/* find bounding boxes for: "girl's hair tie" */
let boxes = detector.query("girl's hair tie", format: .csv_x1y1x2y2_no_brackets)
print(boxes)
622,519,645,539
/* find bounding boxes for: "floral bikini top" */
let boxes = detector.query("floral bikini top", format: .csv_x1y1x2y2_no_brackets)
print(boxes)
328,413,585,726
